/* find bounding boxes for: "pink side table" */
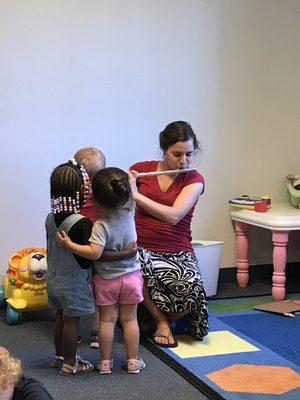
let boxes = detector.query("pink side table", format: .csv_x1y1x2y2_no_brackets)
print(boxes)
230,202,300,301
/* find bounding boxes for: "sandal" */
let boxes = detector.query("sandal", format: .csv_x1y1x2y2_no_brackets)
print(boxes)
96,359,113,374
127,357,146,374
153,331,178,348
50,355,64,368
60,357,94,376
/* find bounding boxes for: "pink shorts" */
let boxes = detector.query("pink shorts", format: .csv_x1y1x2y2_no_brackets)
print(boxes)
93,270,144,306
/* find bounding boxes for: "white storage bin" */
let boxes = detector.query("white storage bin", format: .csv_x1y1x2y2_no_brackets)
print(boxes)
192,240,223,297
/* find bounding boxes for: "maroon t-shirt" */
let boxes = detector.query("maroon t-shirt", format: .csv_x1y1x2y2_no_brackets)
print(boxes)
130,161,205,253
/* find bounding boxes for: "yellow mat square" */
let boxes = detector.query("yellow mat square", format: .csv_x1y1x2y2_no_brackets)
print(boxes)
170,330,259,358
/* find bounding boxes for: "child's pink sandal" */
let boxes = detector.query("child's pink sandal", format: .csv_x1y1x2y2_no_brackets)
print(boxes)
97,359,113,374
127,358,146,374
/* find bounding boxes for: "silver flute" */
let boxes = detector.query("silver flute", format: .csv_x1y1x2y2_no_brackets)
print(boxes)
135,168,196,178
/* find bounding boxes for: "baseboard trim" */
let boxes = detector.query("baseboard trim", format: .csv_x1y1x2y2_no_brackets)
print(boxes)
219,262,300,283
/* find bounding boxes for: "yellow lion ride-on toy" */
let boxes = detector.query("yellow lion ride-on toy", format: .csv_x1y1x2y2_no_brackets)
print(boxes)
0,247,48,325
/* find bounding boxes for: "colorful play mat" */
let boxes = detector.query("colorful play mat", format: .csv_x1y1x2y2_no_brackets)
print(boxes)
142,294,300,400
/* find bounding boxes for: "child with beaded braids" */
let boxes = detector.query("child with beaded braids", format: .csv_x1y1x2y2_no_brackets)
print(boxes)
46,159,95,375
57,167,146,375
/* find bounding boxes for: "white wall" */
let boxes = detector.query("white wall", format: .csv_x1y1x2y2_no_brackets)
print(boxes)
195,0,300,266
0,0,300,275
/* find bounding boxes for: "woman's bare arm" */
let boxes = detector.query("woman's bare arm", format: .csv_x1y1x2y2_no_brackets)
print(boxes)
128,170,203,226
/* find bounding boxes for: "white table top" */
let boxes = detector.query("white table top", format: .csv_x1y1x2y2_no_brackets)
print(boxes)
230,202,300,230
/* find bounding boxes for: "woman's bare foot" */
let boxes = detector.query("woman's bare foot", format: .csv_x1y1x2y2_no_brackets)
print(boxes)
153,320,176,346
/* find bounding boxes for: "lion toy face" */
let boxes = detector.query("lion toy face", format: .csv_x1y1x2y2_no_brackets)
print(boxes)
3,247,48,315
17,252,47,287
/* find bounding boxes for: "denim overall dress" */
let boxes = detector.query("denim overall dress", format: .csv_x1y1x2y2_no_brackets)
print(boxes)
46,213,95,317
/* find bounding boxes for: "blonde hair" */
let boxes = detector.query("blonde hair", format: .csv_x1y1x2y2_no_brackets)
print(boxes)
0,347,22,390
74,146,106,178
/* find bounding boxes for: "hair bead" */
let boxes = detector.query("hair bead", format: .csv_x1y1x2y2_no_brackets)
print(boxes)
50,159,91,214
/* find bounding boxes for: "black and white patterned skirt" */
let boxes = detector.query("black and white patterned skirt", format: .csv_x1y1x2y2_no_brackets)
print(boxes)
138,248,209,340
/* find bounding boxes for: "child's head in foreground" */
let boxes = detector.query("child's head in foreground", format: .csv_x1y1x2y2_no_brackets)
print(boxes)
0,346,22,392
92,167,133,213
74,146,106,178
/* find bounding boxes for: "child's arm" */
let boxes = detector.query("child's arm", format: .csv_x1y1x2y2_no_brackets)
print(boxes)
100,241,137,261
56,231,103,260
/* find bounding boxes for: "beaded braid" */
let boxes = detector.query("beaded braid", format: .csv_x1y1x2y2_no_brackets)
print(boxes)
69,157,90,202
50,159,91,214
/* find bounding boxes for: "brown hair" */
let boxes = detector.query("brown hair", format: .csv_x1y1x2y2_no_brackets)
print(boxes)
159,121,199,152
92,167,133,211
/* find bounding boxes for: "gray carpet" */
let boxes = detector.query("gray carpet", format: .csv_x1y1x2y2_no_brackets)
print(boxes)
2,265,299,400
0,309,209,400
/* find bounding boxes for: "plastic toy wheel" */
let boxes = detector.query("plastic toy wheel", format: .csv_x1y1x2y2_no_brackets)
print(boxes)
6,304,20,325
0,284,5,309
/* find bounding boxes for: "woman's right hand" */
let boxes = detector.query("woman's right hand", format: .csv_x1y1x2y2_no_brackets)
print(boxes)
127,169,138,196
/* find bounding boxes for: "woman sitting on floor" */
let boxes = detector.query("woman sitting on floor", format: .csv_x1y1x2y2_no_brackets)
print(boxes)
128,121,209,347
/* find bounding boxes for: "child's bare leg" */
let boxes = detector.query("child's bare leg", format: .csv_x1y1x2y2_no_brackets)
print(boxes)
91,310,99,331
62,315,80,366
90,310,100,348
54,310,63,356
60,315,93,374
119,304,139,360
99,305,118,361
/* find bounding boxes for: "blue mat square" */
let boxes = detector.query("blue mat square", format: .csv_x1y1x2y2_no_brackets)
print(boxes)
219,312,300,366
